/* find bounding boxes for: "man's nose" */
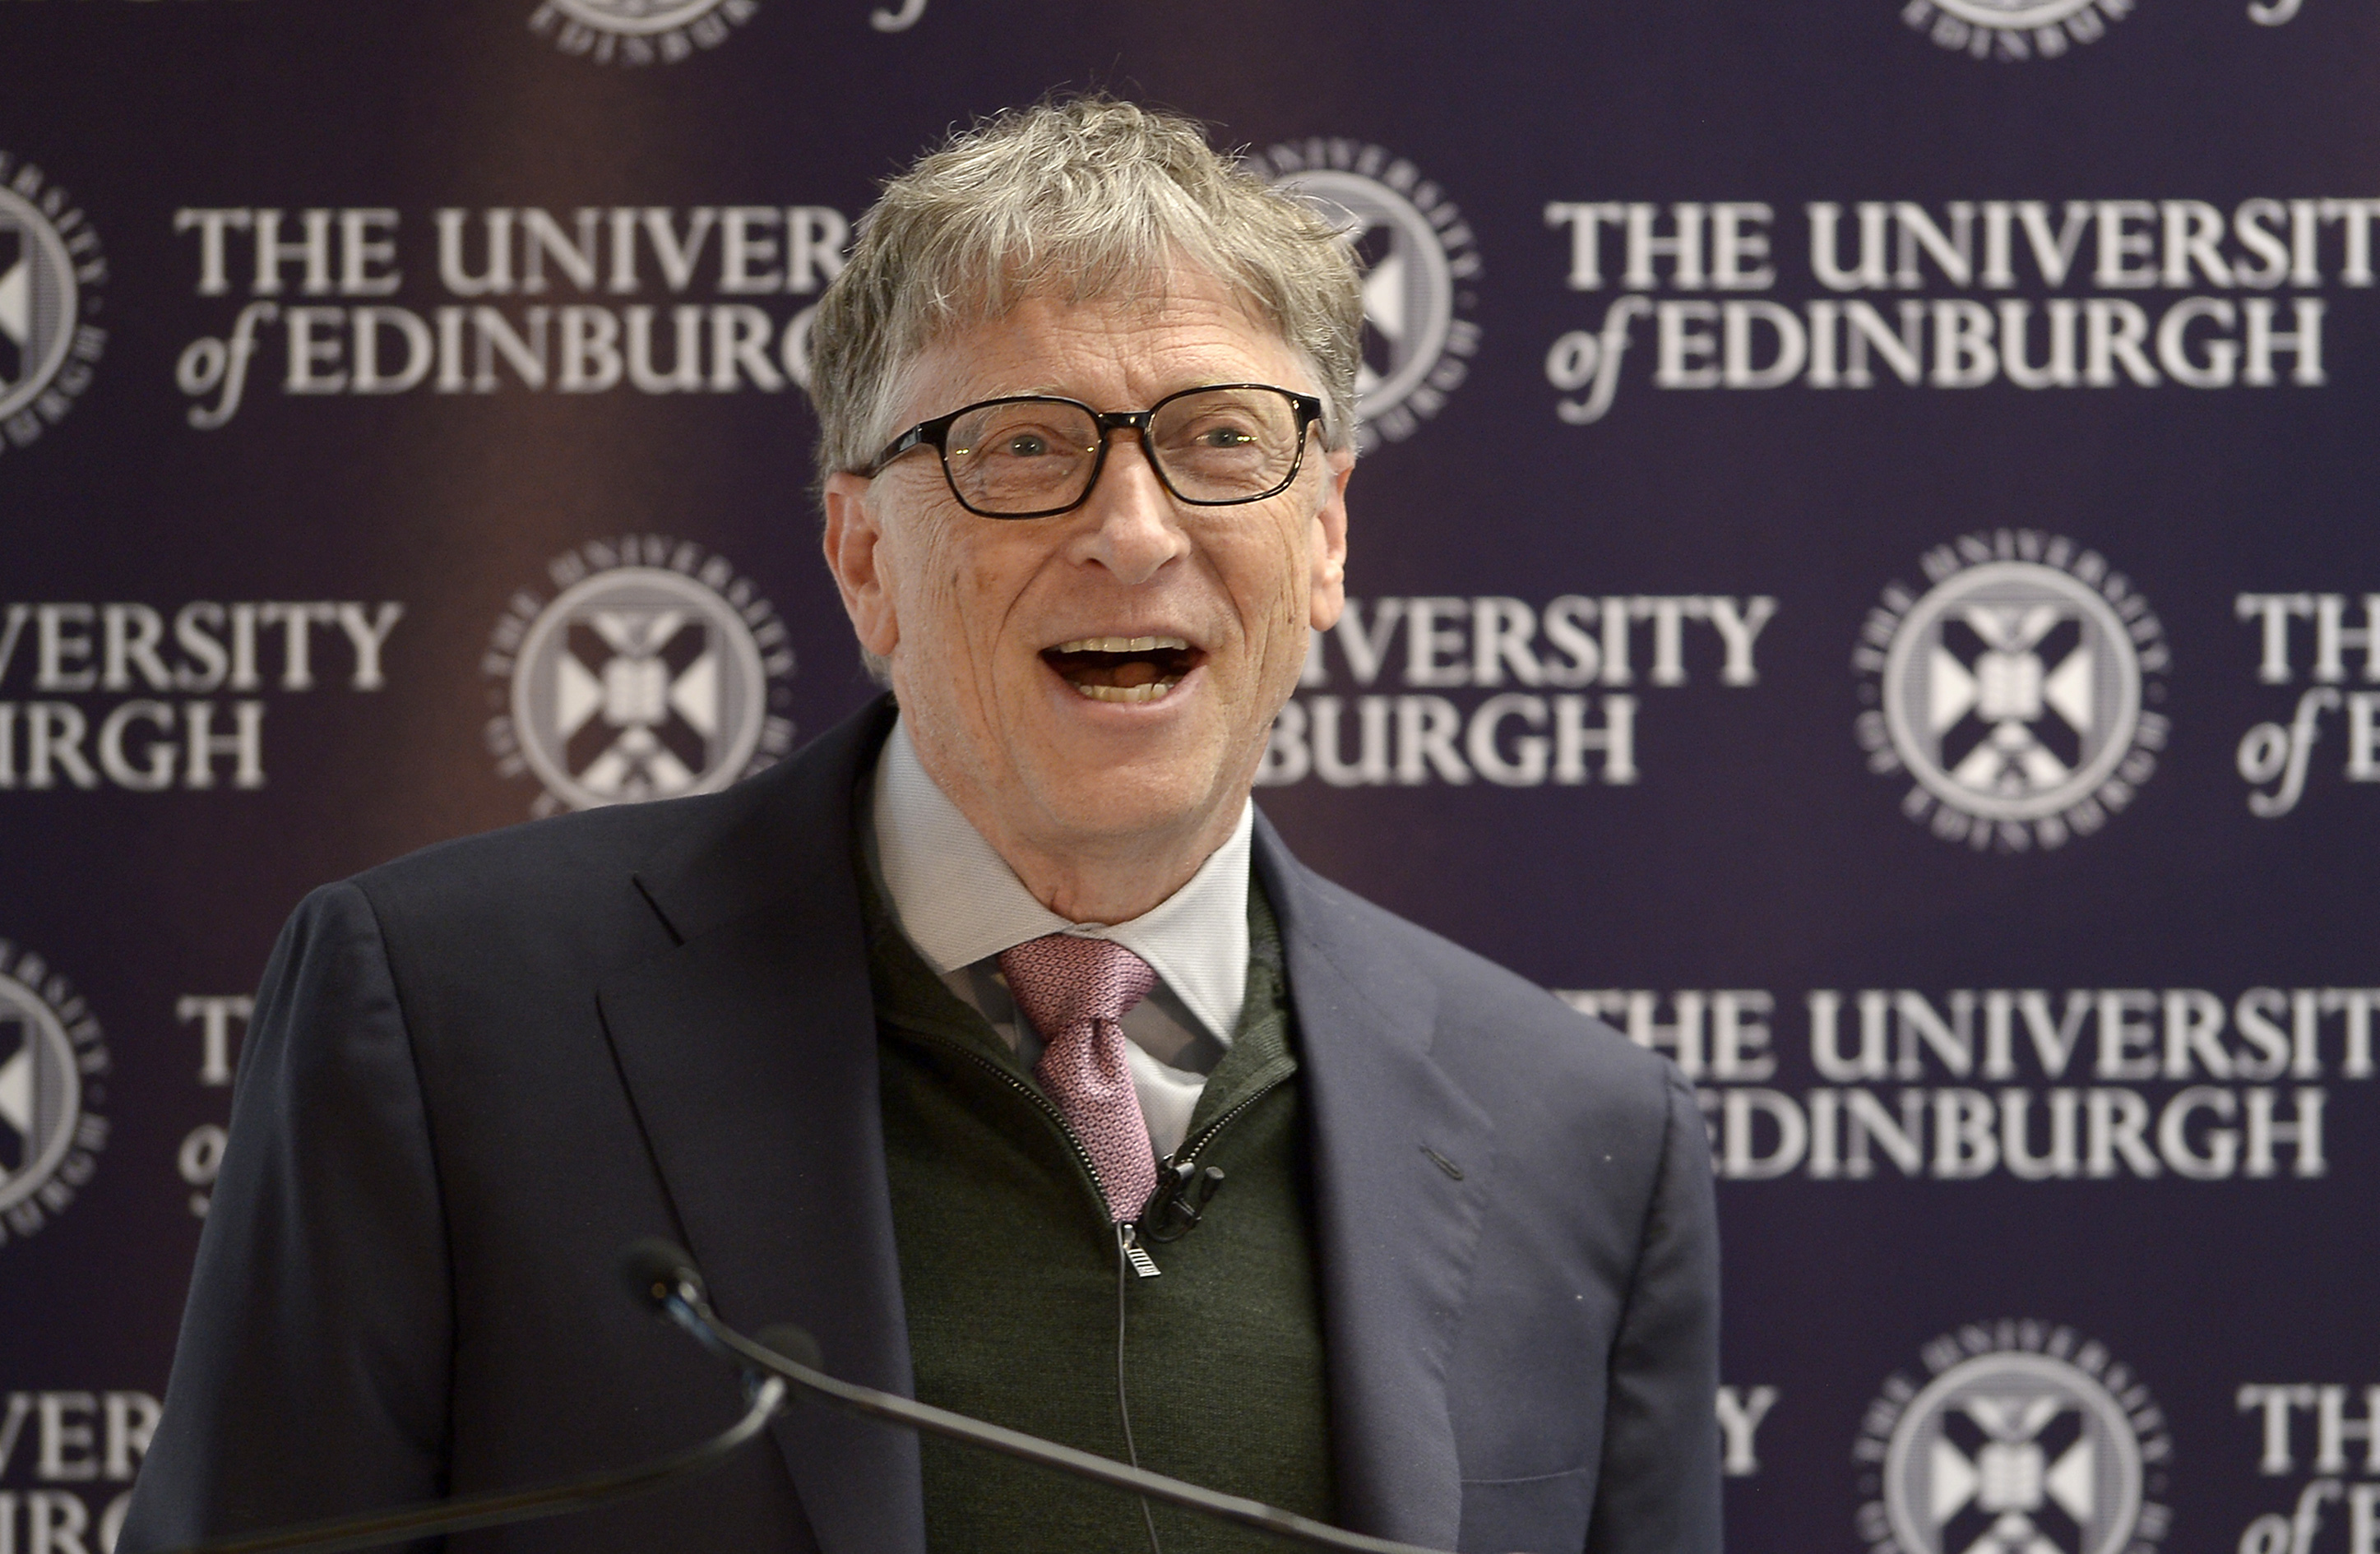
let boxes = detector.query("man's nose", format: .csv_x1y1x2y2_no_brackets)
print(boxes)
1072,431,1188,585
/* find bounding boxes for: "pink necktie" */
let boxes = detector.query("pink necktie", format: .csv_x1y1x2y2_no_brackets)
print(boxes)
998,934,1160,1223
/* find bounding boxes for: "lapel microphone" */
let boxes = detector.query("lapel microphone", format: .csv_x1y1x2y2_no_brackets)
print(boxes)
151,1238,1465,1554
1137,1161,1227,1242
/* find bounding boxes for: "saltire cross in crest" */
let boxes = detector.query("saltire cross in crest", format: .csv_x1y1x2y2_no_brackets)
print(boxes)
555,608,719,801
1929,604,2093,799
1932,1396,2094,1554
0,1015,33,1178
0,227,27,390
1349,218,1405,403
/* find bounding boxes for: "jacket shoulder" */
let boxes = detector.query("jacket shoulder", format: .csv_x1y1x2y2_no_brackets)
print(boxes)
351,695,895,940
332,696,895,1031
1276,857,1681,1116
350,780,739,933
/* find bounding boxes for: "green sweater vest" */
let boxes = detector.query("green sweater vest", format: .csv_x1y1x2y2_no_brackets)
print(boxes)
864,872,1339,1554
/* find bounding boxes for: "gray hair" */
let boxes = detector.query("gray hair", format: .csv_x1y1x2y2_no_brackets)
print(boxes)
806,95,1364,493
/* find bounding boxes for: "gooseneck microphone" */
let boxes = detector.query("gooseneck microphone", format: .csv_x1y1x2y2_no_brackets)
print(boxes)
157,1240,1464,1554
623,1240,1455,1554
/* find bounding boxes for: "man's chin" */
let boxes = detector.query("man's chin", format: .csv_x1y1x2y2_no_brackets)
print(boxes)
1014,747,1239,853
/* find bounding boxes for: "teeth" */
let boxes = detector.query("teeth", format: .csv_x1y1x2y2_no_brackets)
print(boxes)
1073,678,1184,704
1054,635,1190,654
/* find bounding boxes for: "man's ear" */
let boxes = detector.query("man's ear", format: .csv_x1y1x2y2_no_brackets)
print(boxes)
822,472,900,659
1307,446,1354,633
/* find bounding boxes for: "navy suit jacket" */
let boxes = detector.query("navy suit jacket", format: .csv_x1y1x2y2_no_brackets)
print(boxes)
121,697,1720,1554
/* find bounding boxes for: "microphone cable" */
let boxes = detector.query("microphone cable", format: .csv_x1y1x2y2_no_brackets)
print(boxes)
156,1241,1457,1554
1115,1223,1165,1554
640,1239,1452,1554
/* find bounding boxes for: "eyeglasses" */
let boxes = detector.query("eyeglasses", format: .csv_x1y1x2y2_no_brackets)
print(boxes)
860,383,1326,520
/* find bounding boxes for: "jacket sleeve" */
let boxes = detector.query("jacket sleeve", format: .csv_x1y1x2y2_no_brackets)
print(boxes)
1585,1066,1721,1554
118,881,453,1550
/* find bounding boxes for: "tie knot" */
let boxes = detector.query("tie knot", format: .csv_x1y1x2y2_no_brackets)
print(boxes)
998,934,1156,1041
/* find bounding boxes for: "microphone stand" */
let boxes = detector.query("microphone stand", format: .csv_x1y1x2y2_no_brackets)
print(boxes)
155,1241,1463,1554
624,1241,1454,1554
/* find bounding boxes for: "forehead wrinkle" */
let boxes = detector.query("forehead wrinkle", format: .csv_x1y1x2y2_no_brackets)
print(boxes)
901,269,1295,411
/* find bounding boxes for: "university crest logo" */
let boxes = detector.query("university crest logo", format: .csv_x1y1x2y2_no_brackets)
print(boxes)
484,536,795,814
1856,530,2169,851
527,0,757,65
1900,0,2137,61
0,154,106,455
0,941,109,1243
1857,1323,2172,1554
1258,138,1481,448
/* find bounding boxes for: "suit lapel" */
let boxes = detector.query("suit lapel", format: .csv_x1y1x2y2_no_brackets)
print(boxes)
1256,815,1495,1552
599,697,927,1554
594,709,1488,1553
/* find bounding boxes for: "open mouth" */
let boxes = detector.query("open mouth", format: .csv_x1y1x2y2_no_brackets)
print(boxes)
1042,636,1203,704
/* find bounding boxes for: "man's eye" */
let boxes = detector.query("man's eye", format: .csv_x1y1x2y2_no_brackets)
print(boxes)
999,432,1052,457
1193,425,1256,448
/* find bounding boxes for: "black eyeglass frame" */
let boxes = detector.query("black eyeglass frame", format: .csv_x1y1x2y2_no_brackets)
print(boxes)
859,382,1327,520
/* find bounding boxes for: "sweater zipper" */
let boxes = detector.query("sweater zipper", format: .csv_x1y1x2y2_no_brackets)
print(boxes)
913,1031,1128,1231
1137,1066,1291,1247
1118,1223,1162,1279
1169,1070,1289,1172
911,1030,1290,1276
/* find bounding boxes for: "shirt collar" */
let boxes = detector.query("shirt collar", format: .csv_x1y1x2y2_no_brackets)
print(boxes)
871,715,1251,1048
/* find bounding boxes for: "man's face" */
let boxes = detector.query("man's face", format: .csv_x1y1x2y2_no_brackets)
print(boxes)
822,265,1352,877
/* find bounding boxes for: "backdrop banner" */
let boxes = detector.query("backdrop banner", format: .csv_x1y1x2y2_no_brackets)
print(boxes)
5,3,2375,1551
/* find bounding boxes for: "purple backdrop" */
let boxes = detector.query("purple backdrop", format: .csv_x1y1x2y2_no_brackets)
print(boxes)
5,2,2377,1550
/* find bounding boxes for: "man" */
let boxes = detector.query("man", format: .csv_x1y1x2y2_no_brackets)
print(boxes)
123,99,1718,1554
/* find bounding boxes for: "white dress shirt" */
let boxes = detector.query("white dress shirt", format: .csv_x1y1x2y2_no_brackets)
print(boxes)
868,715,1253,1159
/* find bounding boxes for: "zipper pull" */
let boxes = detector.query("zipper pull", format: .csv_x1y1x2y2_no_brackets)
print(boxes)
1118,1223,1161,1279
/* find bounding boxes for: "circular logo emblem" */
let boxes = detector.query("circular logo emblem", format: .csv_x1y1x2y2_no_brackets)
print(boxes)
1857,1323,2171,1554
1856,531,2168,851
1935,0,2100,25
0,941,109,1243
1902,0,2130,58
484,536,796,815
1259,140,1481,448
551,0,728,31
529,0,753,63
0,155,105,453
